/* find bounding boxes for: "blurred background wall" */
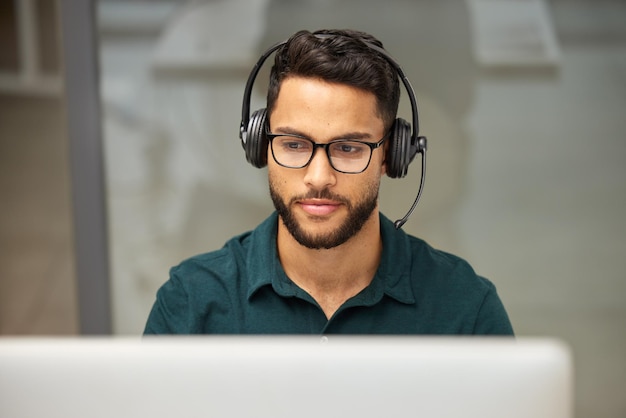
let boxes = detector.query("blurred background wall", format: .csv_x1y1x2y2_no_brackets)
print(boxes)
0,0,625,416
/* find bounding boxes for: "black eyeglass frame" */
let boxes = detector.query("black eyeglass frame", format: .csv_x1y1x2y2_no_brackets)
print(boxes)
266,131,388,174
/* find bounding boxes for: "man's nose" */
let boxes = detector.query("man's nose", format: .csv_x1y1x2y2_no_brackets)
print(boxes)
303,148,337,189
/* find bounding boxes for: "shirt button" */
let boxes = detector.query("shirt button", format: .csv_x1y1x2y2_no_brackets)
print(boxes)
320,336,329,344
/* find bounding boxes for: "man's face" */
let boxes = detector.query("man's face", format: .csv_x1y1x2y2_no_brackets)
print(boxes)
267,76,387,249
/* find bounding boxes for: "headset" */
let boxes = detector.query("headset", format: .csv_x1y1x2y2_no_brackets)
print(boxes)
239,34,427,229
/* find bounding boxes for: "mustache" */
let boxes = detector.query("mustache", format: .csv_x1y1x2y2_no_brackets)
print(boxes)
291,188,351,206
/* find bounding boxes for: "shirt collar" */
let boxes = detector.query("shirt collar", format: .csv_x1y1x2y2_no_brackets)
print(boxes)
246,212,288,300
246,212,416,305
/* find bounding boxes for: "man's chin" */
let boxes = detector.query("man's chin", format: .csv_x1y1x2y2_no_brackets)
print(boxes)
293,232,347,250
288,215,366,250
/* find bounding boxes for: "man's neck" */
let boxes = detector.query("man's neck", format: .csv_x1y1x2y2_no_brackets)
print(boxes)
276,213,383,319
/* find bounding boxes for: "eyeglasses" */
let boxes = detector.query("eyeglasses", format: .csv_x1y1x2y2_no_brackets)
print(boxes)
267,132,387,174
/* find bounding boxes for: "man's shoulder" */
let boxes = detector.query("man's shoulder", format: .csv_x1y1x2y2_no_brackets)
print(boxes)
378,215,513,335
408,234,474,272
380,214,477,276
170,213,278,285
379,216,494,293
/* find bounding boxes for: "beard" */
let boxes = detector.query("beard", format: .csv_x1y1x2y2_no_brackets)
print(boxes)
269,179,379,250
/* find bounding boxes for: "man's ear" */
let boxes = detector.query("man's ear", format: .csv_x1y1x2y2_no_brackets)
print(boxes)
380,141,389,175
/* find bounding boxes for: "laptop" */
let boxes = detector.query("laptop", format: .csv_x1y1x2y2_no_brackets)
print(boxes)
0,336,572,418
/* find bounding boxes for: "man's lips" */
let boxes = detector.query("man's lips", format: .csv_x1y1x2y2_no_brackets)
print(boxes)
298,199,342,216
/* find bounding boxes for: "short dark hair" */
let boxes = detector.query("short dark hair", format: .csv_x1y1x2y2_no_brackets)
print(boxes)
266,29,400,132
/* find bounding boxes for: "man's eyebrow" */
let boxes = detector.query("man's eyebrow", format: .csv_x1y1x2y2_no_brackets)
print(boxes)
271,126,374,141
271,126,309,137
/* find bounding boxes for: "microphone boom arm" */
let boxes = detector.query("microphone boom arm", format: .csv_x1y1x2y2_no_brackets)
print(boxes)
394,137,427,229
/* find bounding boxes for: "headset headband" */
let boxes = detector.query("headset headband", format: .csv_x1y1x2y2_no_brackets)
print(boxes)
239,36,420,145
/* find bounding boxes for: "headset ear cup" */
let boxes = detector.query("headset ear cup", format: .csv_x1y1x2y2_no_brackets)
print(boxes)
386,118,412,178
245,108,268,168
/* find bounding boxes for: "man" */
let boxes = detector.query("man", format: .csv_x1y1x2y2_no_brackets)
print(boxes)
144,29,513,335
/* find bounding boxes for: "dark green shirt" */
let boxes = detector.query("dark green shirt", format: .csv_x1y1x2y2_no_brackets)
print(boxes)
144,212,513,335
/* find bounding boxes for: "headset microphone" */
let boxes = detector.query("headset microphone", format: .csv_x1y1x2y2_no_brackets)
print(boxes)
394,137,427,229
240,33,428,229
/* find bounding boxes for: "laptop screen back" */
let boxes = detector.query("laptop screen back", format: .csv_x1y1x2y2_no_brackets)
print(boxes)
0,336,572,418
